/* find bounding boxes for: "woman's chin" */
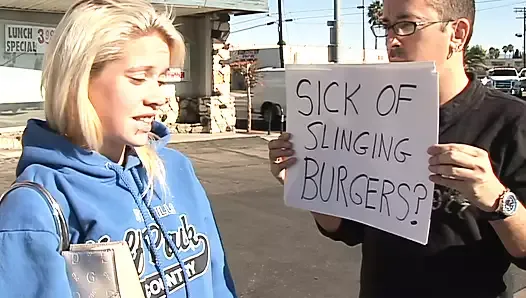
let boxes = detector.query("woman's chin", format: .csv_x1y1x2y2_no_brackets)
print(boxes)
126,133,151,148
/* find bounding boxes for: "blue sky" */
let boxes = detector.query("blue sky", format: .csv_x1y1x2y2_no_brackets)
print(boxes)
228,0,526,52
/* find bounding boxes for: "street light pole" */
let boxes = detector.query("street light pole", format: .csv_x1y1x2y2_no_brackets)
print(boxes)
328,0,341,63
334,0,341,63
523,9,525,68
362,0,365,62
515,7,526,68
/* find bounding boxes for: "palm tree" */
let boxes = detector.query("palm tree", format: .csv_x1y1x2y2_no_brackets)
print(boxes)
508,44,514,58
465,45,487,74
367,0,383,49
488,47,496,59
493,48,500,59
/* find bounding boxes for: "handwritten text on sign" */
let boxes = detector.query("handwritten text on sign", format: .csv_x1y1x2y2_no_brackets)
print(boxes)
283,63,438,245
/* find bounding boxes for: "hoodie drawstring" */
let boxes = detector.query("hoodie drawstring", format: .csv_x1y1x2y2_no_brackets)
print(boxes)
107,163,190,298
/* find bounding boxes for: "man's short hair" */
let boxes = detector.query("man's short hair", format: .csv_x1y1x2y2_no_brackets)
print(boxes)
427,0,475,48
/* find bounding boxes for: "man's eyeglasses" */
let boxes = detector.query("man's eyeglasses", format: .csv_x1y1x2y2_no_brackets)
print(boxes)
371,20,452,38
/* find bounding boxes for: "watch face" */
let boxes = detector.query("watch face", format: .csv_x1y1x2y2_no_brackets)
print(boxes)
502,193,519,216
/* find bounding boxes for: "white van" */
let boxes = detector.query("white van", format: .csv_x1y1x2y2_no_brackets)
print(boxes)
251,67,286,123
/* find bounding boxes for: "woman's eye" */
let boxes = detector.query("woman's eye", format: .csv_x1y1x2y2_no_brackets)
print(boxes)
129,77,146,84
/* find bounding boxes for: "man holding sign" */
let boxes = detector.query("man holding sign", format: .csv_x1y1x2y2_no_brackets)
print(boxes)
268,0,526,297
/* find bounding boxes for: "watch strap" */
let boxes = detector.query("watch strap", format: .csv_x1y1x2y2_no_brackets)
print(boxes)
486,188,512,221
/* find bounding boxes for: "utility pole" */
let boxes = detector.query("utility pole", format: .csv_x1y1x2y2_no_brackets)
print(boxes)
515,7,526,68
357,0,366,63
327,0,341,63
246,63,252,132
362,0,365,62
277,0,285,68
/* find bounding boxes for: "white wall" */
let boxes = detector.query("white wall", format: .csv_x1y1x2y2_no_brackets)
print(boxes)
230,45,389,68
0,66,42,104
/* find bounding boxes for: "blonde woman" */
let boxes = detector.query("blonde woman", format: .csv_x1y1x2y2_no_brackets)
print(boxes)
0,0,237,297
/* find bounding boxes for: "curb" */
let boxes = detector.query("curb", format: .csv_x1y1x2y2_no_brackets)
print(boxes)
0,132,280,160
168,132,279,144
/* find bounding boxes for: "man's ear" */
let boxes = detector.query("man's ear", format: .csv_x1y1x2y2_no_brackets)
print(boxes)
450,18,471,52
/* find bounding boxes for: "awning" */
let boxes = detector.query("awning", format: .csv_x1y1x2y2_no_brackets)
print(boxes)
0,0,268,15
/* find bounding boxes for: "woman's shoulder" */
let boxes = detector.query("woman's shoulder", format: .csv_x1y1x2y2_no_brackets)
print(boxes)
0,164,69,234
0,183,61,235
159,147,195,169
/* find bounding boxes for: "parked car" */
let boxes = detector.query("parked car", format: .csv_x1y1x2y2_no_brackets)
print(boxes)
486,68,521,96
516,79,526,100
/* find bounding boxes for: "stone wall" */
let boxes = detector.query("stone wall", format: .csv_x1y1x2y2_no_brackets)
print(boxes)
199,96,236,133
205,43,236,133
178,98,200,123
0,130,23,150
156,96,204,134
213,43,231,98
157,93,179,125
157,43,236,134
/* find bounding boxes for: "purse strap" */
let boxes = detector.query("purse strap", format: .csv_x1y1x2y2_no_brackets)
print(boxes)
0,181,70,252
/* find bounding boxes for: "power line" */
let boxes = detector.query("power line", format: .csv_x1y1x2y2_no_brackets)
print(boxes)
231,14,271,26
478,0,526,11
294,21,361,25
231,0,522,33
267,0,502,15
231,19,293,33
232,0,510,26
293,12,362,21
232,10,361,26
230,12,362,34
231,6,364,26
273,6,359,15
477,0,510,3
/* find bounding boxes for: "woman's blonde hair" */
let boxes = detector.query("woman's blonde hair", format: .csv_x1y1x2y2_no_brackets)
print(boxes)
41,0,185,197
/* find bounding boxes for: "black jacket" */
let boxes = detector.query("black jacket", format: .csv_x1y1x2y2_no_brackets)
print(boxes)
317,78,526,298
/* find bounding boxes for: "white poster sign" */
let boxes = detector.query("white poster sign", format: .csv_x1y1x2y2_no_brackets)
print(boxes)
283,62,439,245
5,24,55,54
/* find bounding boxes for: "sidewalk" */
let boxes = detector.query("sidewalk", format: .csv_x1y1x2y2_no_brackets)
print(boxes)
169,130,279,143
0,130,281,159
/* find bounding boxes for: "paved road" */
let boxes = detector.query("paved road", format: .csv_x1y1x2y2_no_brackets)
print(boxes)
0,107,44,128
174,137,362,297
0,137,525,297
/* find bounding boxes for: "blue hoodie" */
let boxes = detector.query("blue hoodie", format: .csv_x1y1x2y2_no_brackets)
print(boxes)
0,119,237,298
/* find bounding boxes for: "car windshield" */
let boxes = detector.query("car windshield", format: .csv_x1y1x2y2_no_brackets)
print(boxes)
489,70,517,76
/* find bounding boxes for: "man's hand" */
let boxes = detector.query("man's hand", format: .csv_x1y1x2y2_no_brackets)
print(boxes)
427,143,507,212
268,133,343,232
268,132,297,184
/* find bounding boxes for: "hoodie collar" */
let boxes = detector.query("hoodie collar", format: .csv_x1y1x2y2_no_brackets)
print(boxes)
16,118,171,176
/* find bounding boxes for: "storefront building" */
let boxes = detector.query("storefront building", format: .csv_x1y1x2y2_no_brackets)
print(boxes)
0,0,268,134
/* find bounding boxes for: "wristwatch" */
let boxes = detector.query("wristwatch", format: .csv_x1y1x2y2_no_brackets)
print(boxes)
487,188,520,221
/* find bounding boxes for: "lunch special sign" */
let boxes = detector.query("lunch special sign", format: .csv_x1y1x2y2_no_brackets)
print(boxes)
5,24,55,54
